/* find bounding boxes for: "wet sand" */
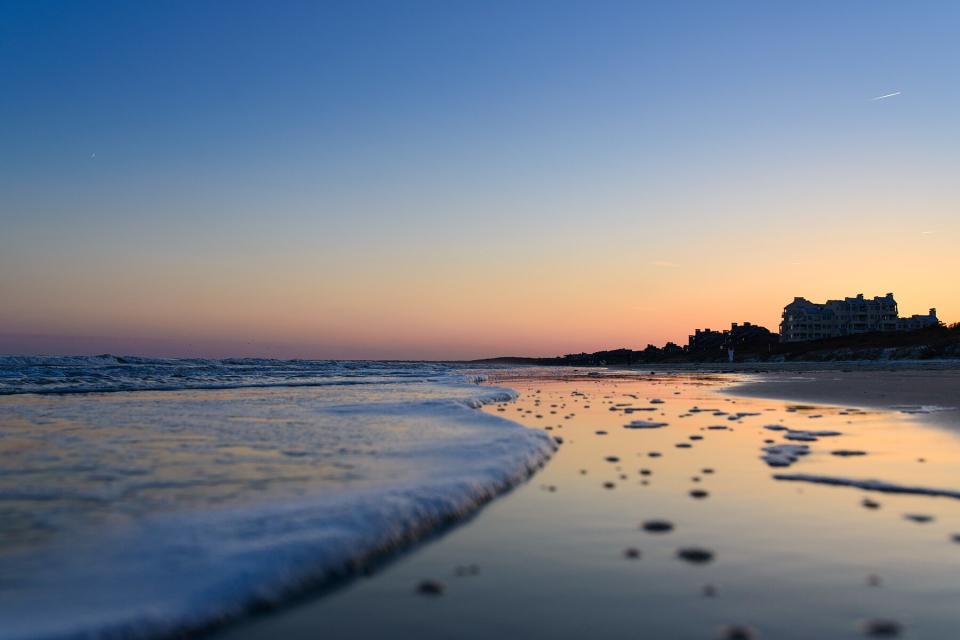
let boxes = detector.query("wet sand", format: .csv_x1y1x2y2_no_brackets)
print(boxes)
219,369,960,640
728,368,960,431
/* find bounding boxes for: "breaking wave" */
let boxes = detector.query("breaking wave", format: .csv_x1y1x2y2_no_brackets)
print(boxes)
0,360,553,640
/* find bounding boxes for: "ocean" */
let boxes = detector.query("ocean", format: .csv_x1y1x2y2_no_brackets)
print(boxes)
0,357,554,640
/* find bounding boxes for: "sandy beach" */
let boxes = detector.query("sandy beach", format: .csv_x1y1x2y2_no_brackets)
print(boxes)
727,367,960,432
218,366,960,640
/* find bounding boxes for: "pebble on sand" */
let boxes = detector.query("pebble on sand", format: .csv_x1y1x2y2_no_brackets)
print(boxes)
416,579,445,596
623,547,641,559
676,547,714,564
641,519,674,533
904,513,934,524
603,482,616,489
689,489,709,499
717,625,758,640
625,420,670,429
860,619,902,637
862,498,881,509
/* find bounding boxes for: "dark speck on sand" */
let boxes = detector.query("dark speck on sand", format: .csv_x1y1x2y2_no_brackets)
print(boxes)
416,580,445,596
903,513,934,524
677,547,714,564
860,618,902,637
717,625,758,640
641,519,674,533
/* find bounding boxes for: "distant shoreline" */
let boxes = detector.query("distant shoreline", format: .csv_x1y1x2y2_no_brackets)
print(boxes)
470,324,960,366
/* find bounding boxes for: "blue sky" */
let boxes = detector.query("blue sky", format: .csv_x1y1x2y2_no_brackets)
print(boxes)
1,2,958,358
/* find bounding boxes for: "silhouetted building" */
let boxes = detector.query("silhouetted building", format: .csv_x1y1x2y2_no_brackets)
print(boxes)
780,293,938,342
688,321,777,354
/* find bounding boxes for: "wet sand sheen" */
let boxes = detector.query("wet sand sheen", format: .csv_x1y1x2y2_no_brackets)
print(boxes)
221,370,960,640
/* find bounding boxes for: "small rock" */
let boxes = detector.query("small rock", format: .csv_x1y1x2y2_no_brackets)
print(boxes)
623,547,641,559
862,498,881,510
690,489,709,499
676,547,714,564
416,579,445,596
717,625,757,640
641,519,674,533
860,619,902,637
904,513,934,524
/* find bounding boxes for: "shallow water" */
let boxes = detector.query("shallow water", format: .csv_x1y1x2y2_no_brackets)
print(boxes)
224,370,960,640
0,360,553,640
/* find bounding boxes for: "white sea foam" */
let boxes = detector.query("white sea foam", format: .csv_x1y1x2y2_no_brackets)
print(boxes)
0,361,554,640
0,356,457,395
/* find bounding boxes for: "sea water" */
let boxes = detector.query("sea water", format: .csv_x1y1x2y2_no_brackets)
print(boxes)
0,357,554,640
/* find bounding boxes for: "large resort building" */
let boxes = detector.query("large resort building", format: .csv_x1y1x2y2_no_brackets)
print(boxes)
780,293,939,343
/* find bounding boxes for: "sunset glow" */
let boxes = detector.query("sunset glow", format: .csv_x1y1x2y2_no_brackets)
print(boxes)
2,2,957,359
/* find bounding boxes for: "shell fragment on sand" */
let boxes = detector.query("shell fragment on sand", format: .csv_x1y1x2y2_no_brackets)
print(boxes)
624,420,669,429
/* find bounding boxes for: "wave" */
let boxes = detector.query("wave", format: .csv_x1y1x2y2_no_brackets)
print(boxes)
0,370,555,640
0,356,457,395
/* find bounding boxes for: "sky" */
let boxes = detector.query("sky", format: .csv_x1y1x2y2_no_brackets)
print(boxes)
1,1,958,359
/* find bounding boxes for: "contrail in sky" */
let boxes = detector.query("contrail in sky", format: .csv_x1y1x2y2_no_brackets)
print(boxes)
871,91,901,101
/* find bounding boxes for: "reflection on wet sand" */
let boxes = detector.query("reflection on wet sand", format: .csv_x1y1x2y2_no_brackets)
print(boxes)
222,370,960,640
